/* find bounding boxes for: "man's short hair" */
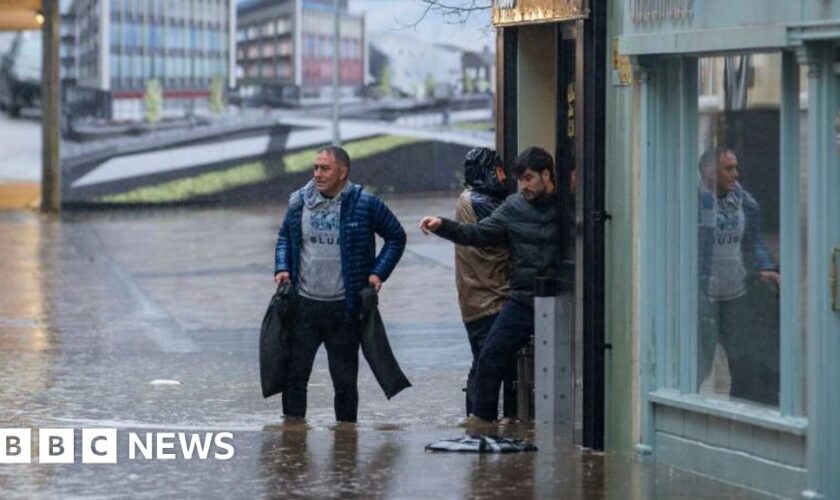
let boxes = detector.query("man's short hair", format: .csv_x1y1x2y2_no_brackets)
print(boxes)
318,145,351,170
699,145,733,172
512,147,554,179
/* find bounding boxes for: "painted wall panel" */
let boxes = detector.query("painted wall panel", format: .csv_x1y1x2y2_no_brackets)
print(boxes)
653,404,807,496
656,432,806,499
729,420,753,453
752,427,780,462
655,405,684,436
683,411,707,442
705,415,730,449
778,432,806,467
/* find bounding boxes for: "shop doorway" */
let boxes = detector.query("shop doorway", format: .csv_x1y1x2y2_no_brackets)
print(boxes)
497,8,607,450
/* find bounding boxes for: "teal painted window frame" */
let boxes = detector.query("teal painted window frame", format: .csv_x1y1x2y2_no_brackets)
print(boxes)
798,41,840,500
637,50,809,447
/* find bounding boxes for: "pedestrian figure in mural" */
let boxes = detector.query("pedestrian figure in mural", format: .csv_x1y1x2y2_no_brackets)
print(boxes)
451,147,517,420
697,146,781,406
420,147,563,425
273,146,407,423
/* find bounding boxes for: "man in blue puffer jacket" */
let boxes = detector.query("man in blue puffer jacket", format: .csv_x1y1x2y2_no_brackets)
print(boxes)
697,146,780,405
274,146,406,423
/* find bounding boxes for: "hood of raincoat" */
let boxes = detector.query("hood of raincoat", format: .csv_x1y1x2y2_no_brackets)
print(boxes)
463,147,509,199
302,178,355,209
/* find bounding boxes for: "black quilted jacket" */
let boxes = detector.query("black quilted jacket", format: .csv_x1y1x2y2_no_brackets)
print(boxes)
434,192,562,306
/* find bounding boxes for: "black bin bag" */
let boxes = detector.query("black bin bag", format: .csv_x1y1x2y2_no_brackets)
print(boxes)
260,283,294,398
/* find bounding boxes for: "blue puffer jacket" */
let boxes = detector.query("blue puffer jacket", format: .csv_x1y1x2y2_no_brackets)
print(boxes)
698,183,776,296
274,181,406,315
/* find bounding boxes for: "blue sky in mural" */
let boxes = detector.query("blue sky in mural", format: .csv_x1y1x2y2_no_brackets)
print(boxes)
235,0,494,52
348,0,494,52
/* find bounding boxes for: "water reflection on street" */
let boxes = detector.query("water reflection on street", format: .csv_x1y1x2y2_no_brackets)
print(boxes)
254,423,765,499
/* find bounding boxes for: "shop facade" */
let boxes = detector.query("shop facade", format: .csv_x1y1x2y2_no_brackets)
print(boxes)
618,1,840,497
494,1,840,497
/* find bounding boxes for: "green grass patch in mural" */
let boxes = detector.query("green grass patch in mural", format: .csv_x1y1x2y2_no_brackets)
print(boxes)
449,120,494,132
98,135,421,204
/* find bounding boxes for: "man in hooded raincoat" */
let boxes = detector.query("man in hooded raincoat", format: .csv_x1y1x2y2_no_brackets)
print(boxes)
453,148,515,419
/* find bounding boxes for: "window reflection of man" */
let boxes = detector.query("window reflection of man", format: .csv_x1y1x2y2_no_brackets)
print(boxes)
698,146,780,406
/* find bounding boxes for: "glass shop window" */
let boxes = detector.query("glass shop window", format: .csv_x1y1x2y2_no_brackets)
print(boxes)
696,54,782,407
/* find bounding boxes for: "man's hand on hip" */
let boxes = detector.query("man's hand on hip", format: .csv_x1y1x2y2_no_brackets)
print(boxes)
419,216,442,235
368,274,382,292
274,271,290,285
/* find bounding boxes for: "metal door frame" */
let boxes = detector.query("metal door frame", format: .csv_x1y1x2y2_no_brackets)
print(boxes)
578,0,608,451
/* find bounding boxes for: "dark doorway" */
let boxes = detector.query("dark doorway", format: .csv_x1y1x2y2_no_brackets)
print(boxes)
497,6,607,450
579,0,608,451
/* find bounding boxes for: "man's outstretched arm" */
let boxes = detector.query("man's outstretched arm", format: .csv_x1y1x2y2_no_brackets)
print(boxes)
420,200,509,248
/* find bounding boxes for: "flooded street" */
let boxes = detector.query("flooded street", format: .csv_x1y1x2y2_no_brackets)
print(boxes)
0,196,767,498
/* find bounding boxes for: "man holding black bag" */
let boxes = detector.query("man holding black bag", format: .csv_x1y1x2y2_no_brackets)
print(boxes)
270,146,407,424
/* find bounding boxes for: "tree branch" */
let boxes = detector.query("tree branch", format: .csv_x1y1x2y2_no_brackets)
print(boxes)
399,0,493,30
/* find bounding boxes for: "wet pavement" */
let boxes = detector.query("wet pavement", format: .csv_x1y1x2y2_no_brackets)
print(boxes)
0,195,768,498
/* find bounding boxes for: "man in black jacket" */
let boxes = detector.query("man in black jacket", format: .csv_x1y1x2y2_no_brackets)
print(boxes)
420,147,562,424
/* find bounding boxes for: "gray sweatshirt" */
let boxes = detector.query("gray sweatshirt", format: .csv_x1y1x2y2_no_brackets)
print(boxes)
298,180,353,301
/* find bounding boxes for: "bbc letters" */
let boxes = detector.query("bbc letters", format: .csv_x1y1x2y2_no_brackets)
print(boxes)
0,429,235,464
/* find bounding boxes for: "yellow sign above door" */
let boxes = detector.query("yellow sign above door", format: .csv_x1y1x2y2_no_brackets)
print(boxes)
492,0,588,27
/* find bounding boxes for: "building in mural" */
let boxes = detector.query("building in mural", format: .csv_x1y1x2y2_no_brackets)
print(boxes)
236,0,365,105
368,32,493,99
60,5,77,82
67,0,236,121
492,0,840,498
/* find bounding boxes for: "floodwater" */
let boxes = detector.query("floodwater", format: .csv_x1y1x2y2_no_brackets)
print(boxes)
0,198,768,498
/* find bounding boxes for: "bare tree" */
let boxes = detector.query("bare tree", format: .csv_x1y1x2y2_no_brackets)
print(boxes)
403,0,493,28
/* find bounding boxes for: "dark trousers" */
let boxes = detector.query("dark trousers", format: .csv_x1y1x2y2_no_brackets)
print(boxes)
473,299,534,421
282,296,361,422
465,313,517,418
698,285,780,406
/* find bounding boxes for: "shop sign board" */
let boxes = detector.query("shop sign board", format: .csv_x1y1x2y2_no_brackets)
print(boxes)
628,0,693,25
492,0,587,27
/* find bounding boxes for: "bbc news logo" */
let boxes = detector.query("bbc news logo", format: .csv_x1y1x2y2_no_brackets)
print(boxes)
0,429,235,464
